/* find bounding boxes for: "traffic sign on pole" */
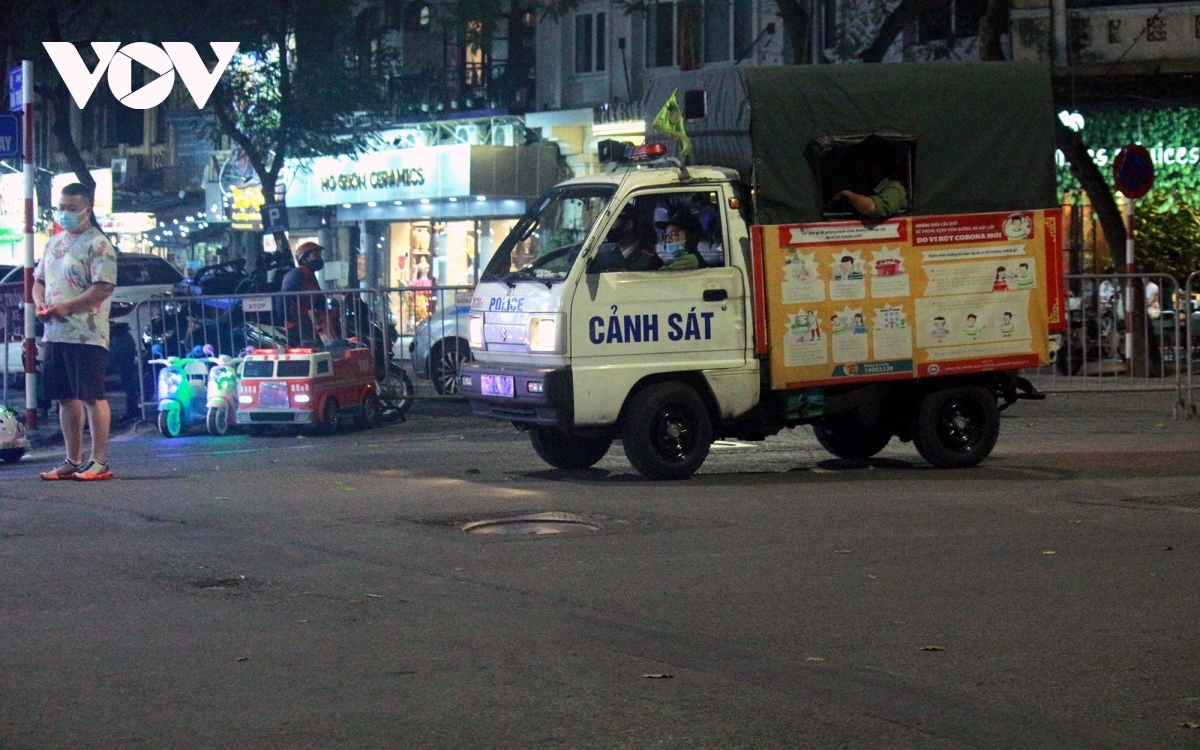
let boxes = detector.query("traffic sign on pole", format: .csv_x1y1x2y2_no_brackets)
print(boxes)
7,66,22,112
0,114,20,158
1113,144,1155,199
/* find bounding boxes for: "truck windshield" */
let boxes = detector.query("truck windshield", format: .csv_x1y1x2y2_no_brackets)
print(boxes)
481,185,615,285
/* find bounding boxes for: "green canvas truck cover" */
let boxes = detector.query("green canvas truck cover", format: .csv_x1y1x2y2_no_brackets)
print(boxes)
642,62,1057,224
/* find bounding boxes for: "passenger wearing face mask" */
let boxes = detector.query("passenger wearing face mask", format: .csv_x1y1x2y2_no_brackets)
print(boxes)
280,242,325,346
655,210,707,271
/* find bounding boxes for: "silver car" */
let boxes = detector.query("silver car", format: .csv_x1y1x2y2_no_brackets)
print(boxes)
393,294,473,395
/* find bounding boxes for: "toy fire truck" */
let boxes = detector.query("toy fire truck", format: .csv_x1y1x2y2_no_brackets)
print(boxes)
235,346,379,434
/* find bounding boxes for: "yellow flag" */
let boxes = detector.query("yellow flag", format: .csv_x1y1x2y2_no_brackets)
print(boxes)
651,90,690,156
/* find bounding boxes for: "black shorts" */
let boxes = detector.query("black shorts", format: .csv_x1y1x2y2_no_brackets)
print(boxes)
43,342,108,402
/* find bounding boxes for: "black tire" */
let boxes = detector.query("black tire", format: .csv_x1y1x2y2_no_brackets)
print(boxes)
621,382,712,480
430,338,472,395
912,386,1000,468
158,408,182,438
354,393,380,429
0,448,25,463
319,397,342,434
813,417,892,459
530,427,612,470
206,404,231,436
1055,343,1083,375
380,364,414,420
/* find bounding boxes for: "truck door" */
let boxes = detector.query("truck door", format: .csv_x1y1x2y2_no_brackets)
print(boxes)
569,187,748,425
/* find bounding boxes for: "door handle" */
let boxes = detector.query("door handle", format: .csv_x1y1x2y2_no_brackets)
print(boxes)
703,289,728,302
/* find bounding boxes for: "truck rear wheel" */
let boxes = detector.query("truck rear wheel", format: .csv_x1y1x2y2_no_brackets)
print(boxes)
622,382,712,480
912,386,999,468
813,417,892,459
529,427,612,470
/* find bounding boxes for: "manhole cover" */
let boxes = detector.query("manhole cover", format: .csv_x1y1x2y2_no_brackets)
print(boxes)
190,577,242,589
1121,494,1200,510
461,512,601,535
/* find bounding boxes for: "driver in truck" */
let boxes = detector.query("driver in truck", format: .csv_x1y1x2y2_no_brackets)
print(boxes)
592,206,664,273
656,210,708,271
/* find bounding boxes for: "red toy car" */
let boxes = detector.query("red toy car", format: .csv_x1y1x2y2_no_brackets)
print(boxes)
236,346,379,434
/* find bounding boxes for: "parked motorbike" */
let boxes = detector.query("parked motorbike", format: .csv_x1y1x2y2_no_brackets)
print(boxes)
0,406,29,464
149,353,213,437
205,354,242,436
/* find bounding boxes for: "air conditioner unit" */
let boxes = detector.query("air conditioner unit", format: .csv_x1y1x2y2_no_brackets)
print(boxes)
392,129,427,148
491,123,519,146
454,124,480,145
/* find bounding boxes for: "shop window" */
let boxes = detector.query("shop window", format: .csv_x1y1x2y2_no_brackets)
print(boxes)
916,0,985,43
574,12,606,73
591,191,725,273
806,134,916,219
703,0,730,62
648,0,750,68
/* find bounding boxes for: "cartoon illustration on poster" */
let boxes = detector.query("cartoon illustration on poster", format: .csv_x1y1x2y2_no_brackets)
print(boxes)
831,306,869,363
873,305,912,360
829,250,865,301
868,246,910,297
923,256,1037,297
780,249,825,304
784,310,828,367
915,291,1033,357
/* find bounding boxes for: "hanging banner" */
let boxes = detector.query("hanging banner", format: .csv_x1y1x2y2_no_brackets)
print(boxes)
760,210,1059,390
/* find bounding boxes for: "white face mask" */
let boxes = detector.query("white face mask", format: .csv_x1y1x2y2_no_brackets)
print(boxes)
663,241,685,260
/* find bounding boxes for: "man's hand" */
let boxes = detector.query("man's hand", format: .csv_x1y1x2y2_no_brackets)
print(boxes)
37,303,70,321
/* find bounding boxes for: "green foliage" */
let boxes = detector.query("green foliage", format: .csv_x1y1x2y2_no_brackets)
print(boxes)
1133,191,1200,283
1058,108,1200,203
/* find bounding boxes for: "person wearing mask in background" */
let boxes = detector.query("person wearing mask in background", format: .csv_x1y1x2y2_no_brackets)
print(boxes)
657,211,708,271
281,242,325,346
592,207,664,272
34,183,118,481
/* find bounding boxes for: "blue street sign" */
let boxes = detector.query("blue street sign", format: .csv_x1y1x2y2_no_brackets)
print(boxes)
0,114,19,159
261,201,289,234
7,66,22,112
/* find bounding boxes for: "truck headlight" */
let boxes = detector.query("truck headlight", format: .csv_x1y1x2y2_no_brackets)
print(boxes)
528,317,557,352
469,315,484,349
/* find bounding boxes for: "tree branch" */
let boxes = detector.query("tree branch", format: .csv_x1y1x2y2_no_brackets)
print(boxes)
1055,119,1125,269
859,0,952,62
774,0,812,64
977,0,1010,61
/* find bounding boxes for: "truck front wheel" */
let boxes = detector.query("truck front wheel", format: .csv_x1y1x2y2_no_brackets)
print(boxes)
622,382,712,480
530,427,612,470
912,386,999,468
813,417,892,459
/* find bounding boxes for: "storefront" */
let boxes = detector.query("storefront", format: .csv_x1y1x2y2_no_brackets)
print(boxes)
284,142,560,290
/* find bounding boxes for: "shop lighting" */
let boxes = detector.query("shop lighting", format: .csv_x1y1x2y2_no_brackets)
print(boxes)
448,197,458,202
475,195,486,202
420,198,430,204
173,219,179,224
342,203,351,208
367,202,377,207
393,200,403,205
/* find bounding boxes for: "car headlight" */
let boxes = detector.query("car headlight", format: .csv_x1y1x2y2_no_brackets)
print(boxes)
528,317,557,352
469,315,484,349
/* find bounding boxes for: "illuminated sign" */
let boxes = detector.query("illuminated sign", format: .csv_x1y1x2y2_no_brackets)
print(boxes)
98,212,156,233
285,144,471,207
1057,107,1200,197
231,185,264,230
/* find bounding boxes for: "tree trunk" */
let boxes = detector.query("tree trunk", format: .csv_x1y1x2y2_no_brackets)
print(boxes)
859,0,952,62
37,83,94,191
1054,120,1125,270
774,0,811,64
977,0,1010,61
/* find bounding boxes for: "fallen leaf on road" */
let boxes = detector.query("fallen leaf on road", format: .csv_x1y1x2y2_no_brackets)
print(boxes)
1042,551,1056,555
642,674,673,679
235,656,249,662
300,619,309,623
805,657,825,662
1068,520,1083,524
462,468,481,475
214,496,231,501
834,550,851,554
502,474,520,482
920,646,945,651
296,435,306,439
343,487,356,491
1180,722,1200,729
1163,546,1174,551
365,594,382,599
868,575,877,579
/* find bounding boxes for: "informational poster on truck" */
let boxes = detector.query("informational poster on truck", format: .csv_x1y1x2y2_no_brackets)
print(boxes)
757,210,1061,390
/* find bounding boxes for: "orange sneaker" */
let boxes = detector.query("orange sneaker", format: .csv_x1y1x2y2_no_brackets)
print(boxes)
72,459,114,481
40,459,82,481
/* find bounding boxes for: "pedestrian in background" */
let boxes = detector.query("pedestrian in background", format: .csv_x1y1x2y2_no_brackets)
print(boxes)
34,182,118,481
281,242,325,346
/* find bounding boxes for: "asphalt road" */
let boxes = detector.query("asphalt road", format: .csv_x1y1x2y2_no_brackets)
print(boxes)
1,391,1199,749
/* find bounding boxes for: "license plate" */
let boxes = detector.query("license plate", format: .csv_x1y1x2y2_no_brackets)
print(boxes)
480,374,514,398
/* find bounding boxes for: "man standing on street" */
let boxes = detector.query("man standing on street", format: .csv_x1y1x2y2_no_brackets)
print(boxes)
34,183,118,481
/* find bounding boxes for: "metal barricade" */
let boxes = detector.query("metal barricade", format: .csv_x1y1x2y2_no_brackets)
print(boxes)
1023,273,1183,401
378,285,475,398
1183,270,1200,417
129,287,405,422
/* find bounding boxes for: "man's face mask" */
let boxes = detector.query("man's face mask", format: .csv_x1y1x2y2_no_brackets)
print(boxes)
55,208,86,232
662,241,685,260
302,254,325,272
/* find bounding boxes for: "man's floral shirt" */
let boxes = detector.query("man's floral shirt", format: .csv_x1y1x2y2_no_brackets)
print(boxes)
34,227,118,349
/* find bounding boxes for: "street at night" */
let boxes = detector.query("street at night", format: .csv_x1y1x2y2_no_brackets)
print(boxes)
2,392,1198,748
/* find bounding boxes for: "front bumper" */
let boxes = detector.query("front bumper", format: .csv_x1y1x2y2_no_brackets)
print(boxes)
235,409,314,425
459,362,573,426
